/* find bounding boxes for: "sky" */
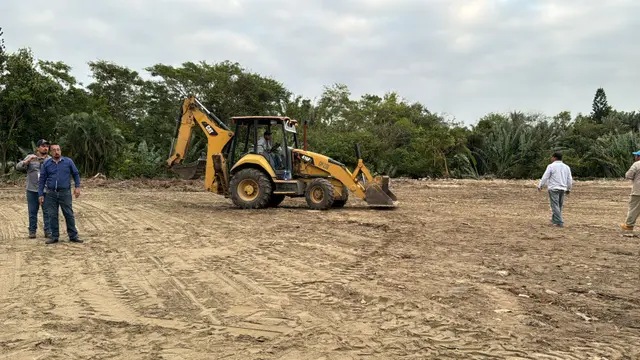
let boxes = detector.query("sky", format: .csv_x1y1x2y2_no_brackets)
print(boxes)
1,0,639,125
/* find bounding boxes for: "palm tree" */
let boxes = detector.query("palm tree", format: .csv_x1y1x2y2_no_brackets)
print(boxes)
54,112,125,175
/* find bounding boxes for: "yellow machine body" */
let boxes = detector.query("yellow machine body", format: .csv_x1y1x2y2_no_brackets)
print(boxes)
167,96,397,209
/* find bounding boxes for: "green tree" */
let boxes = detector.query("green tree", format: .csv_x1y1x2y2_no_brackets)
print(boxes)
0,48,67,173
87,60,149,141
591,87,612,123
588,132,640,177
54,112,126,175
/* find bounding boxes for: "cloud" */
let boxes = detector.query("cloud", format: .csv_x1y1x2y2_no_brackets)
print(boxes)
1,0,639,124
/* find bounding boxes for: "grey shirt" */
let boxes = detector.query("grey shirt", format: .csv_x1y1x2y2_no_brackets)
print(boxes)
16,153,51,192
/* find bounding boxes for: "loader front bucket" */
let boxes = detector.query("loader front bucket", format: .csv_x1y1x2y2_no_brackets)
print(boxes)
364,176,398,208
170,158,206,180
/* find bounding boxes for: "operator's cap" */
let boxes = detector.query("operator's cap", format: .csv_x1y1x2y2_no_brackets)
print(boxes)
36,139,50,147
633,150,640,156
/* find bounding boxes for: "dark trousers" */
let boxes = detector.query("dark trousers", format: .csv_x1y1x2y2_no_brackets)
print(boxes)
27,190,50,233
44,189,78,240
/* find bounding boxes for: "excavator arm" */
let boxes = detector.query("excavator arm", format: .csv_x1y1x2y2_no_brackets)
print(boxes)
167,96,234,194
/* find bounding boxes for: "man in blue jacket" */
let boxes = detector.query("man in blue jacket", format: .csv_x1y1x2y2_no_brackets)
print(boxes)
38,143,83,244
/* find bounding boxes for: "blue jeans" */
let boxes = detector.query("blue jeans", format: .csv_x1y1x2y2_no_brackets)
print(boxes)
44,189,78,240
27,190,50,234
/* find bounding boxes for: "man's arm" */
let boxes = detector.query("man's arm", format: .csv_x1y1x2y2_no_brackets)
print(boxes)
566,167,573,191
257,138,266,153
38,161,48,197
538,165,551,190
69,159,81,197
70,159,81,187
625,162,638,180
15,155,35,172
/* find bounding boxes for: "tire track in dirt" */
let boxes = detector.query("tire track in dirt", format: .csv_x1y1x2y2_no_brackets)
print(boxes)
194,227,398,327
242,228,391,293
74,201,125,233
86,241,168,317
148,254,296,338
213,252,351,309
0,252,21,300
76,244,205,332
78,200,167,234
149,255,222,324
0,207,20,241
253,232,553,358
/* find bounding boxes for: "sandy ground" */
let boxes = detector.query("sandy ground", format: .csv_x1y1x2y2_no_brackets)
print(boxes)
0,178,639,359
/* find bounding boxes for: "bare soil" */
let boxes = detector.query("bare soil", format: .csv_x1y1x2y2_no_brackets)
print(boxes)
0,178,639,359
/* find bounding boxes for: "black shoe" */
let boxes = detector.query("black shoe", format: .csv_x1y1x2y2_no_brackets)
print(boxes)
29,232,36,239
69,238,84,243
45,232,52,239
45,238,58,244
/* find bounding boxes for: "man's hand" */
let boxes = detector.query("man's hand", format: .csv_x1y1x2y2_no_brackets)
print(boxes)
537,187,542,192
25,155,37,164
74,187,81,198
39,196,44,204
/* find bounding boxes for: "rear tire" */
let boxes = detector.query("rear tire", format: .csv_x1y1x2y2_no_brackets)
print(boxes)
268,194,286,207
305,178,335,210
230,168,272,209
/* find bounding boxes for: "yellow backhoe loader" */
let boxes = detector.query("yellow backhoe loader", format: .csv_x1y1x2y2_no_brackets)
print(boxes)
166,96,397,210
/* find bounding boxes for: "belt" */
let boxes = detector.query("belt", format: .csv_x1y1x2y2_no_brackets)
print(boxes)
49,187,70,192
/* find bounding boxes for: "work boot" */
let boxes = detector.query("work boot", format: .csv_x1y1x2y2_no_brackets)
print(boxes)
45,238,58,245
45,232,52,239
69,238,84,243
29,232,36,239
620,223,633,231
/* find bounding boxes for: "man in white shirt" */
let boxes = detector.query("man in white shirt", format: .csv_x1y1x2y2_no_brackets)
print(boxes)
257,130,282,169
538,151,573,227
257,131,272,154
620,151,640,231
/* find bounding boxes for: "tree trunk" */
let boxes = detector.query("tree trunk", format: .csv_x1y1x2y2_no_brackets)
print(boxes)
1,145,6,174
441,151,450,178
0,113,19,174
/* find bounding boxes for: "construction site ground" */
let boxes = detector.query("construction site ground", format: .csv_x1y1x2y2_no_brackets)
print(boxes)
0,178,639,359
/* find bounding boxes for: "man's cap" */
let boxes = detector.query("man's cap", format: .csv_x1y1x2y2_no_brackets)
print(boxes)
264,131,272,135
36,139,50,147
633,150,640,156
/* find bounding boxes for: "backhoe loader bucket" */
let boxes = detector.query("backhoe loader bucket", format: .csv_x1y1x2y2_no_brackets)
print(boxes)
364,176,398,207
170,158,206,180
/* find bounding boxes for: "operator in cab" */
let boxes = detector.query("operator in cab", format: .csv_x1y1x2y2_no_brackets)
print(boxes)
257,130,282,169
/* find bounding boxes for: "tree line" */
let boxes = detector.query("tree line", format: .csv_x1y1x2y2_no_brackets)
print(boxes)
2,28,640,180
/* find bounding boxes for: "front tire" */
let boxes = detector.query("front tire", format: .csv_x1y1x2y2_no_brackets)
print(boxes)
305,178,335,210
230,168,272,209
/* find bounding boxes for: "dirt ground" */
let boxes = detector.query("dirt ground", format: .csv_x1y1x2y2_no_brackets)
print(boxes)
0,178,639,359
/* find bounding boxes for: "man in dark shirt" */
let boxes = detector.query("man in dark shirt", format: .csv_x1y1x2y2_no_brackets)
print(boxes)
38,143,83,244
16,139,52,239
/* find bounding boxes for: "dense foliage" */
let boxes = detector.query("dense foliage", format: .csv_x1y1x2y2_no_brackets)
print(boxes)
2,30,639,180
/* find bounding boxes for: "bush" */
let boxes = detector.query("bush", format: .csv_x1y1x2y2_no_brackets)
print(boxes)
111,140,170,179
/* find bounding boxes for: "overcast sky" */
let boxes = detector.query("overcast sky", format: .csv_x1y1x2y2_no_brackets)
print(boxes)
1,0,639,125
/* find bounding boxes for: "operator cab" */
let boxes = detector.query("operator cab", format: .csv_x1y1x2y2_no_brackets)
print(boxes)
228,116,300,180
